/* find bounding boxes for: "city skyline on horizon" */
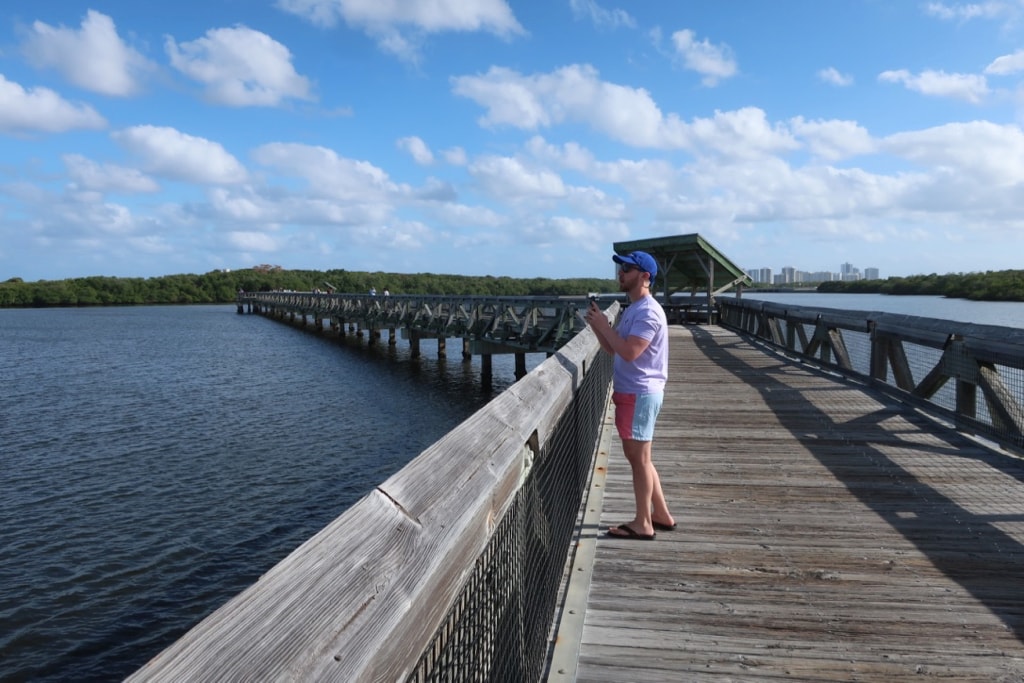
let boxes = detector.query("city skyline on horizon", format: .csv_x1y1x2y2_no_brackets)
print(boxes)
745,261,880,284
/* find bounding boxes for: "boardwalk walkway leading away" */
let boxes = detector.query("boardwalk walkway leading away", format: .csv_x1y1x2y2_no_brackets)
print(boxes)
553,325,1024,682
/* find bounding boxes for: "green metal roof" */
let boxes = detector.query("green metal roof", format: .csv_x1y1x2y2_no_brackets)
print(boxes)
613,233,752,296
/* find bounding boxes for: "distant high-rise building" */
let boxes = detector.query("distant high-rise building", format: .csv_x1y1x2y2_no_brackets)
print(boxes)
864,267,880,280
745,267,774,284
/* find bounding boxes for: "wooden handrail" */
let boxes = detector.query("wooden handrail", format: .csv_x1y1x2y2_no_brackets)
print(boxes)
718,298,1024,451
129,303,619,682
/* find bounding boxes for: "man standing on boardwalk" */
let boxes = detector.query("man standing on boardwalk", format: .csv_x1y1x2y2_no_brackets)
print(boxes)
585,250,674,540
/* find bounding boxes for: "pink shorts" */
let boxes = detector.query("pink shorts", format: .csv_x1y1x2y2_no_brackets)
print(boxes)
612,391,664,441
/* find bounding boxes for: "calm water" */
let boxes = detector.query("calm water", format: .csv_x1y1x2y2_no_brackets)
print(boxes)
3,295,1024,682
0,305,538,683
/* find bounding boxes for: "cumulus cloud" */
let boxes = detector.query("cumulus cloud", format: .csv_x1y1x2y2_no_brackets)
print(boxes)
453,65,798,157
878,69,989,103
883,121,1024,186
452,64,684,146
111,125,248,184
469,155,567,199
0,75,106,133
397,136,434,164
985,49,1024,75
63,154,159,193
252,142,397,202
818,67,853,86
19,10,154,96
166,26,314,106
670,29,737,86
276,0,524,61
789,117,876,161
208,187,271,221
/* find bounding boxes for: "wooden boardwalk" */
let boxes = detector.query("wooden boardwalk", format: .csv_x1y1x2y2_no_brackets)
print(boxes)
552,325,1024,682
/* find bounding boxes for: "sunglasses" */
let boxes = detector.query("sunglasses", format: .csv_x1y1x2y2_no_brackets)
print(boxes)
618,263,642,273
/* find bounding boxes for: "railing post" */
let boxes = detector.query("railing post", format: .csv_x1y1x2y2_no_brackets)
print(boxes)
869,321,887,382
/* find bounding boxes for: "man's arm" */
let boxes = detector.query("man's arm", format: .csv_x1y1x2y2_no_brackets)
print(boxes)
586,301,651,361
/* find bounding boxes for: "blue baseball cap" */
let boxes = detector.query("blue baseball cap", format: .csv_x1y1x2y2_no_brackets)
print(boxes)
612,251,658,279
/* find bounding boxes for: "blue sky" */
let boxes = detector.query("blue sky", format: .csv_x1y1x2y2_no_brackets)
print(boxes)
2,1,1023,283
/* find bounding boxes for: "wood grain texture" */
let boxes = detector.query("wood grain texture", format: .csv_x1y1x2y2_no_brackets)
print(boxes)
127,307,618,682
572,325,1024,683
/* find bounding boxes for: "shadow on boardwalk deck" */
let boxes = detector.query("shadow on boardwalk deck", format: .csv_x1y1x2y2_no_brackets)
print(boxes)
565,325,1024,683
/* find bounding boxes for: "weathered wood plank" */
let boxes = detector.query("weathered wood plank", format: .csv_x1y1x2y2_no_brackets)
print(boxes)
568,325,1024,683
129,305,617,682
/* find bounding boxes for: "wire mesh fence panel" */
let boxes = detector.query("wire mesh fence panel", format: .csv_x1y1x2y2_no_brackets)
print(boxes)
407,352,613,683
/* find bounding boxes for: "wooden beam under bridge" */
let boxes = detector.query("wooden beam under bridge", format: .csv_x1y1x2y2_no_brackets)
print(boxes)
237,291,607,386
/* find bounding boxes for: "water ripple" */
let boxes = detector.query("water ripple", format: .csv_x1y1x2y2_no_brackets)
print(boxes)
0,305,531,682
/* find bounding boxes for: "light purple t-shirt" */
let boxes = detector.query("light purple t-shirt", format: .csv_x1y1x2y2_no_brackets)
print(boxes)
612,295,668,394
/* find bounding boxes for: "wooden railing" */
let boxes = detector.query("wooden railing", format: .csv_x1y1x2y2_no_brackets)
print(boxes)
128,303,619,682
718,298,1024,452
238,292,592,353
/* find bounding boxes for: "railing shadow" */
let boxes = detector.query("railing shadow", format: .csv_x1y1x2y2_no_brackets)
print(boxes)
688,324,1024,644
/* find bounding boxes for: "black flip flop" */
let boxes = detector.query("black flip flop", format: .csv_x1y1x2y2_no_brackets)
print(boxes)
606,523,655,541
653,521,677,531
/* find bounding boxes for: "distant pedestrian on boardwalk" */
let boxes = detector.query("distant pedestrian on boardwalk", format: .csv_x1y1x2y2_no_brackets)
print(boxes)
585,250,674,540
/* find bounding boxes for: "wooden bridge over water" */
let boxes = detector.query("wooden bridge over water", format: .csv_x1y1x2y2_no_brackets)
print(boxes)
132,298,1024,682
550,325,1024,682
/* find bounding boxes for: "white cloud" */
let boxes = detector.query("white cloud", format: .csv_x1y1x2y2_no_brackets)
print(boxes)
985,49,1024,75
276,0,525,61
253,142,397,202
208,187,271,221
63,154,160,193
0,75,106,133
166,26,314,106
443,146,468,165
923,1,1016,21
20,10,153,96
569,0,636,29
878,69,989,103
688,107,800,159
397,136,434,164
818,67,853,87
670,29,737,86
452,64,684,147
883,121,1024,186
789,117,876,161
227,230,279,251
111,125,248,184
350,219,434,249
469,154,567,199
454,66,798,156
